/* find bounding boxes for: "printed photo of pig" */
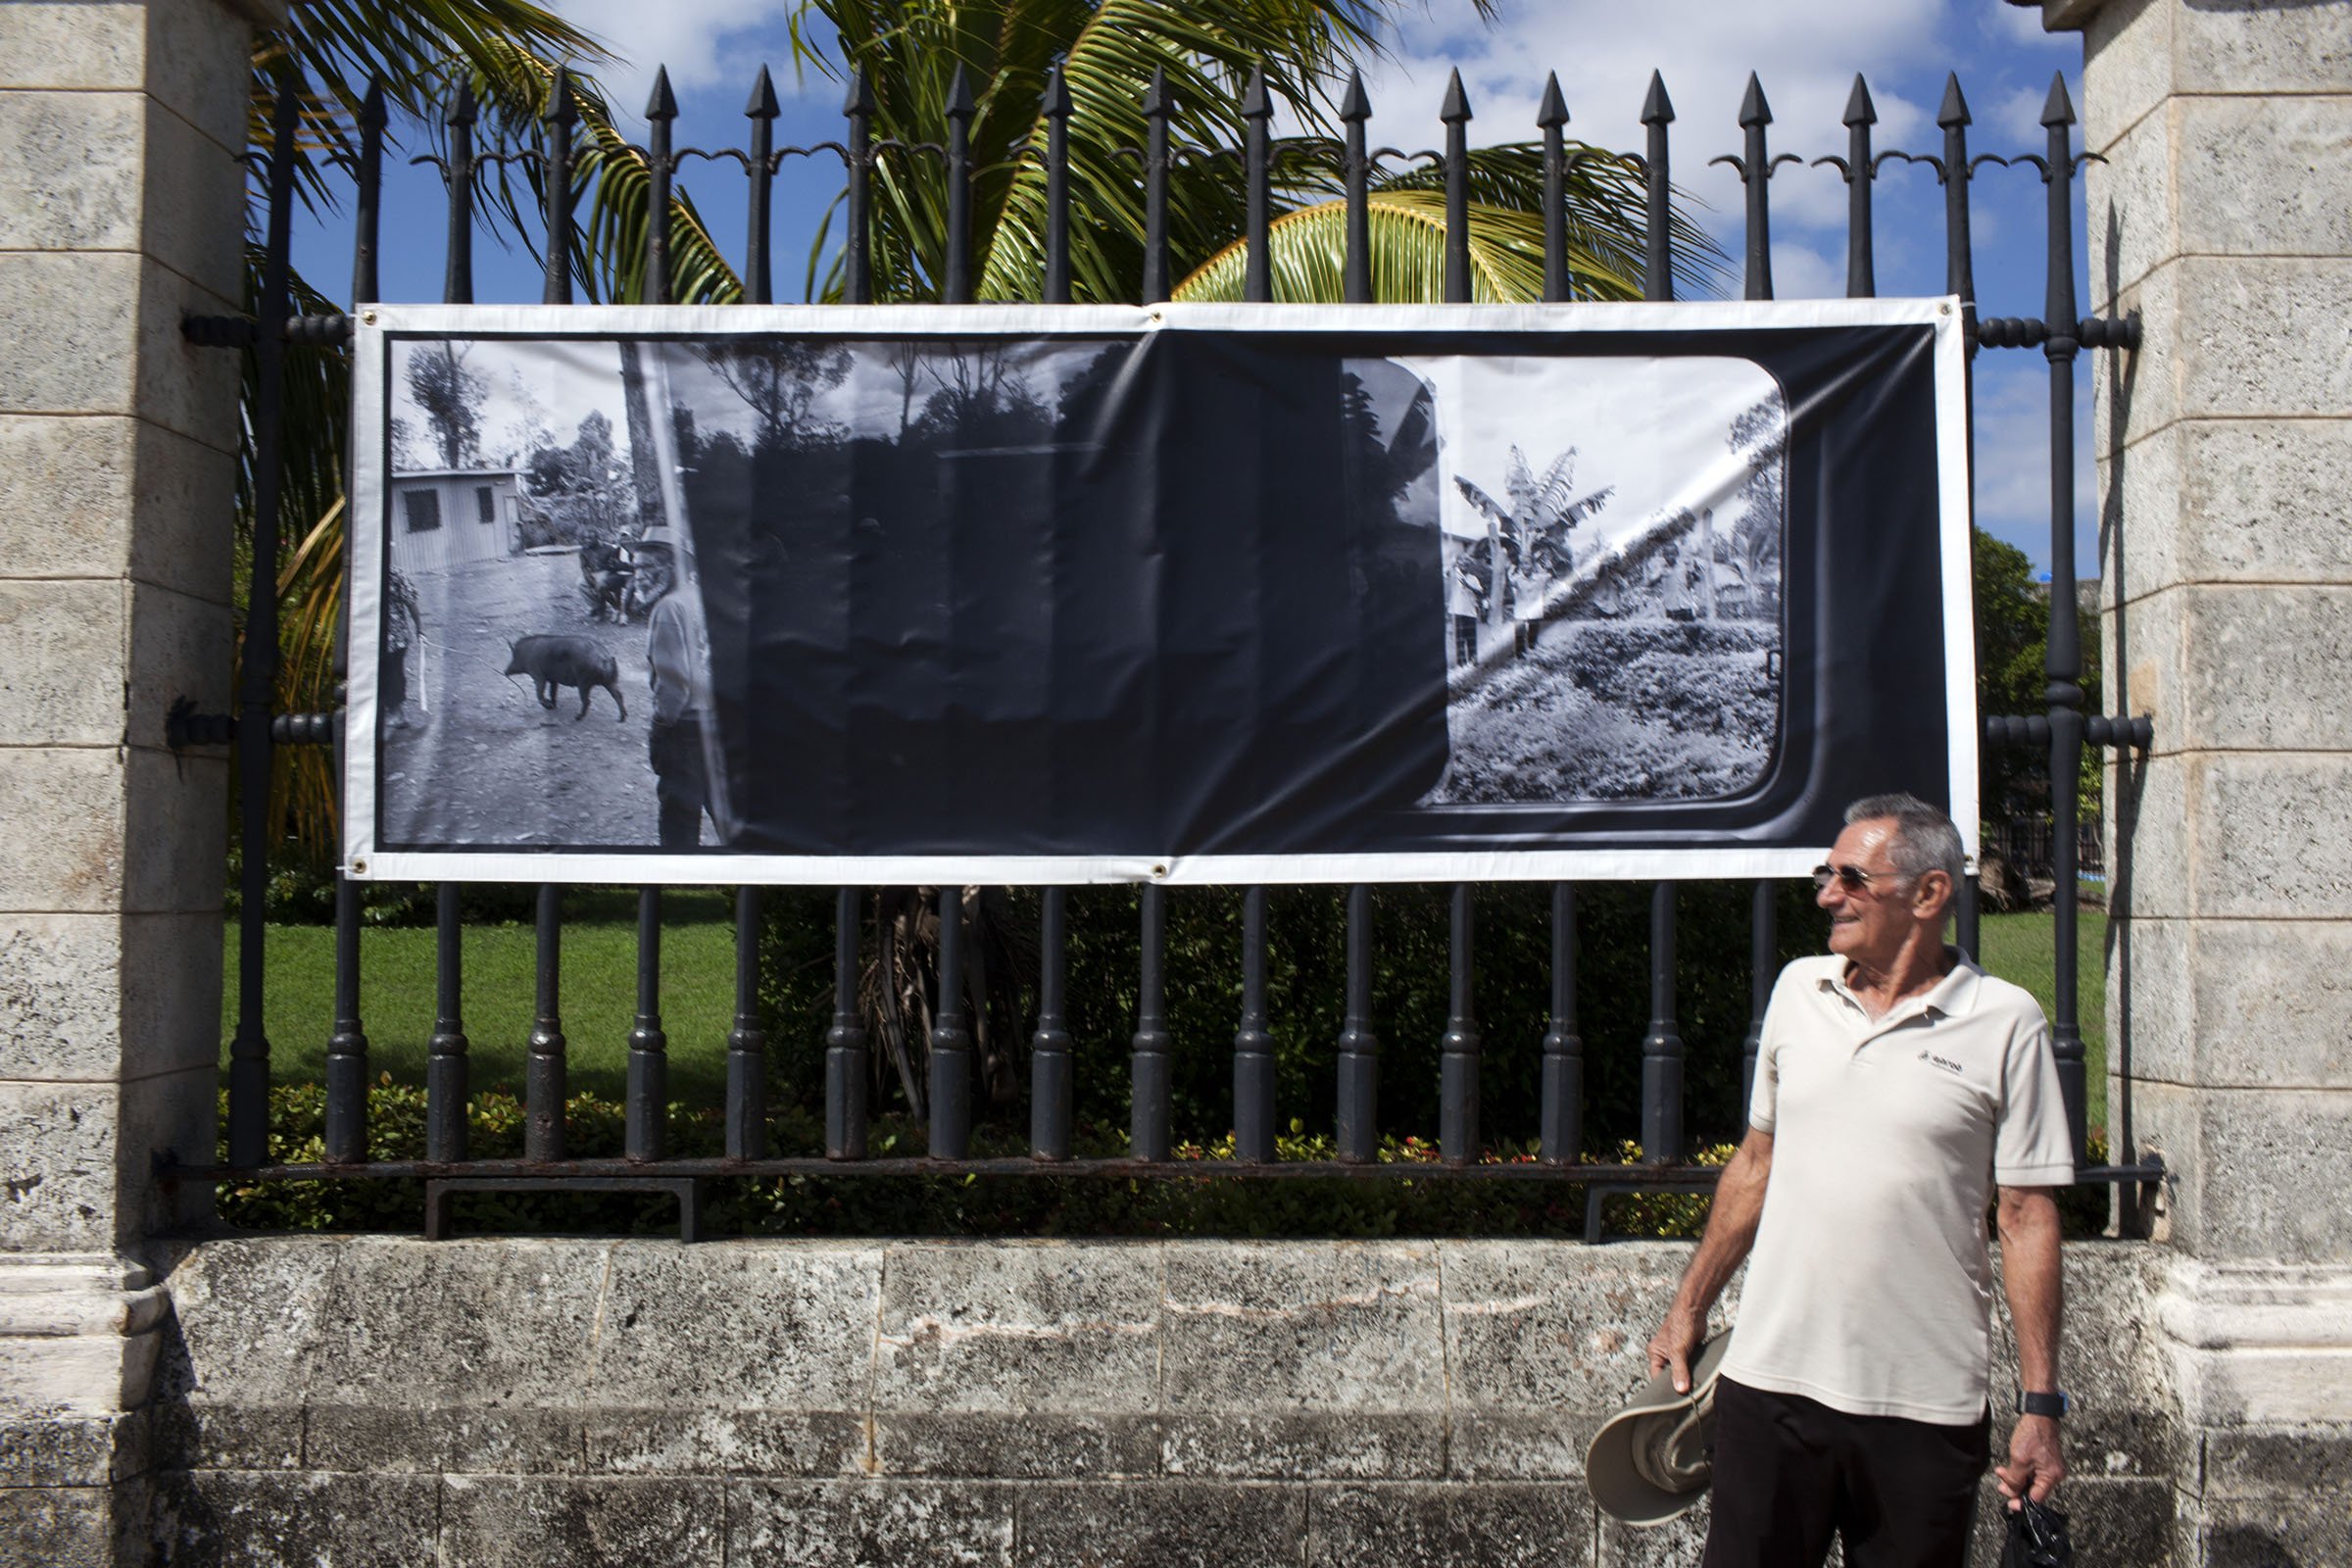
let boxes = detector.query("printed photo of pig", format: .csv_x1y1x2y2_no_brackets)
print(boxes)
505,633,626,721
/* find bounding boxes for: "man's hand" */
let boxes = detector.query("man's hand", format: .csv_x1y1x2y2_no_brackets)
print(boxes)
1645,1304,1707,1394
1994,1413,2066,1509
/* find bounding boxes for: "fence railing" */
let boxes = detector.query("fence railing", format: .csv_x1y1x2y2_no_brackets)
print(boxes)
171,58,2160,1236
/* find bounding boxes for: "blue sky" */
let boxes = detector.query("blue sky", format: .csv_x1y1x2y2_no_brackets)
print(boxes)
291,0,2094,574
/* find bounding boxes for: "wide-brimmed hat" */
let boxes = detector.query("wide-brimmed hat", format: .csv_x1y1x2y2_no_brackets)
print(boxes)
1586,1329,1735,1526
635,524,684,553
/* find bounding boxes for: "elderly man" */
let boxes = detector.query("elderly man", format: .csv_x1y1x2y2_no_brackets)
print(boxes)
1646,792,2074,1567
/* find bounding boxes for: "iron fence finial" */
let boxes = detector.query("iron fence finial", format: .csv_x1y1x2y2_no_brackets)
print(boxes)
1045,59,1072,118
844,64,876,117
1738,72,1771,128
947,62,976,119
1641,70,1674,125
1538,72,1569,129
746,64,780,120
646,65,678,122
2041,71,2076,126
447,75,477,128
1936,72,1971,128
1440,66,1471,123
1340,68,1370,123
1842,74,1876,126
1243,63,1271,120
547,66,575,126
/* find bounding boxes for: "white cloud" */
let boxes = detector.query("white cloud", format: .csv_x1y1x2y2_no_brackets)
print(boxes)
551,0,804,124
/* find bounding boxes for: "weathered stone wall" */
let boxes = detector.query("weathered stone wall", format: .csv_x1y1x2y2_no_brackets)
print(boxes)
2054,0,2352,1560
143,1236,2174,1567
0,3,274,1563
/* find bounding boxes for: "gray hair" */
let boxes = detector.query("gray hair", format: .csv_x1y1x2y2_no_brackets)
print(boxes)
1844,792,1964,888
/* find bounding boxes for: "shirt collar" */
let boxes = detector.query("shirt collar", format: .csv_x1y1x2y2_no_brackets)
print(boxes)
1814,947,1984,1023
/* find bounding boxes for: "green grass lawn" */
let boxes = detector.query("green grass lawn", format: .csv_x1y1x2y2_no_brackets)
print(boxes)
225,889,746,1104
231,894,2110,1136
1979,904,2108,1138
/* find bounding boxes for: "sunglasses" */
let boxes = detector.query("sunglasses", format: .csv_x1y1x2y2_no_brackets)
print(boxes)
1811,862,1903,894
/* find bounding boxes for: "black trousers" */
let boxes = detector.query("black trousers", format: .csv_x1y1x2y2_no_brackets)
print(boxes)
1701,1377,1989,1568
650,715,710,850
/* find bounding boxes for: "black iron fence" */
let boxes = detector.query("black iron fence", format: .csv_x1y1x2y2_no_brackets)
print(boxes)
172,58,2159,1234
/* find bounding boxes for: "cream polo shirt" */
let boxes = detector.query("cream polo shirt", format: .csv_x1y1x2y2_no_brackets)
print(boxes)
1718,951,2076,1424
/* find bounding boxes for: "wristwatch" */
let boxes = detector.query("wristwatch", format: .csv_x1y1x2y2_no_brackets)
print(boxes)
2016,1389,2071,1419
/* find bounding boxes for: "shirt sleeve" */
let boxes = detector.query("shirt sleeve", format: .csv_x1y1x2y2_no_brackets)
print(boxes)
1747,970,1793,1134
1994,1008,2077,1187
648,602,689,723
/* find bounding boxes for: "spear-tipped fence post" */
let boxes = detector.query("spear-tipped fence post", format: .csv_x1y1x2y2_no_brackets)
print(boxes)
626,887,667,1161
1244,67,1272,302
2041,73,2089,1166
543,68,576,304
1641,72,1674,302
1442,70,1472,303
1234,888,1275,1162
645,67,677,304
352,78,384,305
525,885,567,1162
825,888,868,1159
225,78,300,1169
1032,889,1072,1159
1132,887,1172,1160
1843,74,1876,298
444,77,476,304
1540,884,1583,1165
727,887,767,1158
745,67,779,304
947,65,976,303
930,888,973,1159
1739,73,1774,301
425,883,467,1163
1440,885,1481,1164
1342,71,1371,304
844,67,875,303
1642,883,1684,1161
1938,74,1978,333
1336,885,1378,1161
1045,63,1073,304
1539,74,1571,303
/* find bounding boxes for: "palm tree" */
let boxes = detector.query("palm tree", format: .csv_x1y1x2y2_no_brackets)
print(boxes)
790,0,1722,304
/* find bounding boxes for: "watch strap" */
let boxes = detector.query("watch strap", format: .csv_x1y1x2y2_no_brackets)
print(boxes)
2017,1389,2070,1418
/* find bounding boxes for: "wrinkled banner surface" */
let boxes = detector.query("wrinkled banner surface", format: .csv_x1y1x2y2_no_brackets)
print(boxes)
345,301,1973,884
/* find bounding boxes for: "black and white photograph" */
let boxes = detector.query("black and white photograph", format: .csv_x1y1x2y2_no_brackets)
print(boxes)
1353,353,1788,807
349,303,1967,884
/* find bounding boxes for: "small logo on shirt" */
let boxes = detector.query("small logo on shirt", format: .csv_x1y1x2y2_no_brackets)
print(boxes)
1917,1048,1965,1076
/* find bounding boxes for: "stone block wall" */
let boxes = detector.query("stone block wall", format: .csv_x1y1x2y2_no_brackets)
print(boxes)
0,3,273,1563
143,1237,2176,1567
2060,0,2352,1561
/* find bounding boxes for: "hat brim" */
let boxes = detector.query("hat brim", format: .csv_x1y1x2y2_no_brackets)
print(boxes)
1585,1329,1734,1526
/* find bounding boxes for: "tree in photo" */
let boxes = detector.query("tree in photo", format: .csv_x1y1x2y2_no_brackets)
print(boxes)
695,340,855,452
405,341,489,468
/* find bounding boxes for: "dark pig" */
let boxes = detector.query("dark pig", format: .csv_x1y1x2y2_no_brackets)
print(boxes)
505,634,627,721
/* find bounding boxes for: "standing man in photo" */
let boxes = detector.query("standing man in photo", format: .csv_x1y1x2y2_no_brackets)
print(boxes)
636,524,715,849
1646,793,2075,1567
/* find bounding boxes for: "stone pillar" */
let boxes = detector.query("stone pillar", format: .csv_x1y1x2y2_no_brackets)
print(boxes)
0,1,274,1561
2045,0,2352,1561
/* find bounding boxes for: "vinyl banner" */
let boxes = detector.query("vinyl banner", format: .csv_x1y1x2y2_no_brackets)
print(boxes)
345,301,1974,884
